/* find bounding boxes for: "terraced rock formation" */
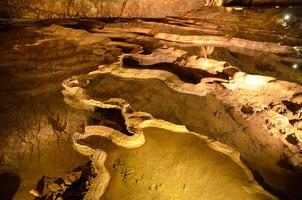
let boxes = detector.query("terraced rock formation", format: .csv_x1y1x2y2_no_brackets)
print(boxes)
60,28,302,199
60,84,277,199
0,6,302,200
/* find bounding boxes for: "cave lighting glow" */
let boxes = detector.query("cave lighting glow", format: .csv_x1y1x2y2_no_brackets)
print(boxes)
292,64,299,70
228,73,270,90
284,14,291,20
244,75,268,88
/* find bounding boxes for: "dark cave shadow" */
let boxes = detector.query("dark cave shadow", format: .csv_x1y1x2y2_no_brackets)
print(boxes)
0,172,21,200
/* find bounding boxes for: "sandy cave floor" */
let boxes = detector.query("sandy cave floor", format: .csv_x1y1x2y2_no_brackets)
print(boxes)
97,127,273,200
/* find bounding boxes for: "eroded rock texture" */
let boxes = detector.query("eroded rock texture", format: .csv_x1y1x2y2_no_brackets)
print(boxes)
0,0,228,19
0,6,302,200
226,0,302,6
0,93,90,199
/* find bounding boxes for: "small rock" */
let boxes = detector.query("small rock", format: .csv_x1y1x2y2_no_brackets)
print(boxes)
149,184,157,190
295,121,302,130
48,183,61,192
29,189,40,197
63,171,82,185
286,133,299,145
241,105,254,114
223,66,240,77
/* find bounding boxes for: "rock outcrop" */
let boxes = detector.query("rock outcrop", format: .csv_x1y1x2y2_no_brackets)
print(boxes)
226,0,302,6
0,0,228,19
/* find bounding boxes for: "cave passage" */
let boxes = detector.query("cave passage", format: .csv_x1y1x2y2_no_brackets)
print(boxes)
0,2,302,200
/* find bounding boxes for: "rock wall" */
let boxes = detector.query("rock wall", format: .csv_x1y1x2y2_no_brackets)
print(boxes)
0,0,227,19
226,0,302,6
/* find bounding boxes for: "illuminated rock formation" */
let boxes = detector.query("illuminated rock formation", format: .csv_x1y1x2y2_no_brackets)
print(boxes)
0,6,301,200
61,77,276,199
1,0,301,19
0,0,228,19
60,33,302,198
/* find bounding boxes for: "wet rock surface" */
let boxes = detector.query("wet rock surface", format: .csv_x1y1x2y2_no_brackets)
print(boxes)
0,6,302,200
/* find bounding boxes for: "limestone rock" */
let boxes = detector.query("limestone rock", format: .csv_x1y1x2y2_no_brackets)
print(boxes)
1,6,302,200
0,0,227,19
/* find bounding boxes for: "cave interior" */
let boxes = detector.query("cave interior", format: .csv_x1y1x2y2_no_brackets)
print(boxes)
0,0,302,200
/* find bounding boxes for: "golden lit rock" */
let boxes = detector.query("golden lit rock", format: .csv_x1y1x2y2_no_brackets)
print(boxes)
0,4,302,200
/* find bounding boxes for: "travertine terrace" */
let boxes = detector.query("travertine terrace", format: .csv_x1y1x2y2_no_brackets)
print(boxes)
0,3,302,200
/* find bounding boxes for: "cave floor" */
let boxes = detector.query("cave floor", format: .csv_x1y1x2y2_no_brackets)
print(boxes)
99,127,275,200
0,6,302,200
